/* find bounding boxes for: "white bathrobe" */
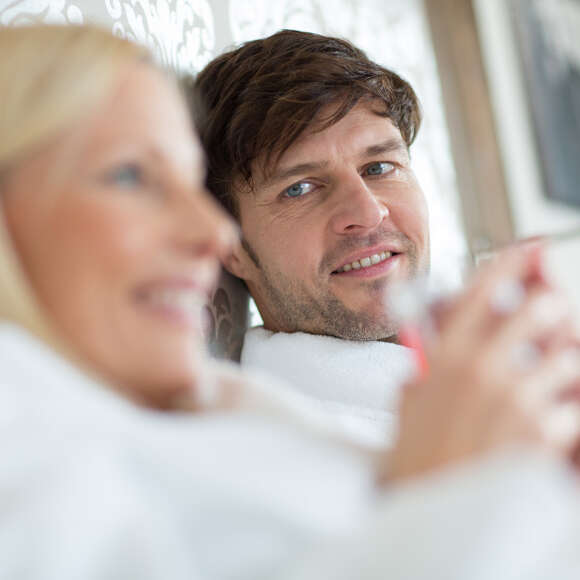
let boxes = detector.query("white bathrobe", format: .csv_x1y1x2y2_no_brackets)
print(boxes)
241,326,415,446
2,322,580,580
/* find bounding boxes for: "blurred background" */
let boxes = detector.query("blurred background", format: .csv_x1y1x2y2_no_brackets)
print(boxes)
1,0,579,322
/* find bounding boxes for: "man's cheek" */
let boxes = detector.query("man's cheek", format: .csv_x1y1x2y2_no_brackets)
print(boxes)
396,207,428,244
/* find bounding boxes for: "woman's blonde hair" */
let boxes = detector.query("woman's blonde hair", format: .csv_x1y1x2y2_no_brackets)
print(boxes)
0,25,150,346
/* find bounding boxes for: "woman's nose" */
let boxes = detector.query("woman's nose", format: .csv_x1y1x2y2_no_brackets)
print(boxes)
174,186,239,260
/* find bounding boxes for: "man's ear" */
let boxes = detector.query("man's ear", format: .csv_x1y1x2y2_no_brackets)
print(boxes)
222,242,253,282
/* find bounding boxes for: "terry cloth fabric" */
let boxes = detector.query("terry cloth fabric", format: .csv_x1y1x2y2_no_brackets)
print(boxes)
3,323,580,579
241,327,416,447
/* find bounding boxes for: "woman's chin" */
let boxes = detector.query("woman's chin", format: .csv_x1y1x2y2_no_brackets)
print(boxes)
126,363,203,410
86,332,207,410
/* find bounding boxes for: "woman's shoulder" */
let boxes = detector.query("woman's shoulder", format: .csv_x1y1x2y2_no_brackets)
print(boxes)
0,323,91,391
0,323,142,442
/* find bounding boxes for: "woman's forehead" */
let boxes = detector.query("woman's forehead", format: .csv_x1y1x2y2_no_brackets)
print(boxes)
84,64,197,158
4,63,200,192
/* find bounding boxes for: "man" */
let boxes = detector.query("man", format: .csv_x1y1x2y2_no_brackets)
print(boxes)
191,30,578,447
193,30,429,444
195,30,427,340
186,32,580,578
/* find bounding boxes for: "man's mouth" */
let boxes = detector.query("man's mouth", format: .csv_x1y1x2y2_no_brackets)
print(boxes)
333,251,397,274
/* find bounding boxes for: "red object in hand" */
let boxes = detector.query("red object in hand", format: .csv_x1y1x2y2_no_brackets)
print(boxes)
399,324,429,379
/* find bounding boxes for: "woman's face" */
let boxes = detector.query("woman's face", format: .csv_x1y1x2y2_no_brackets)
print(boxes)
2,63,236,407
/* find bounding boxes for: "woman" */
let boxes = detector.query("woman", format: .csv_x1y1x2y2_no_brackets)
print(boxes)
1,24,580,579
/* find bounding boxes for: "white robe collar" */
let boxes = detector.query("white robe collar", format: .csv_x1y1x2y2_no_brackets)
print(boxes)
241,327,416,446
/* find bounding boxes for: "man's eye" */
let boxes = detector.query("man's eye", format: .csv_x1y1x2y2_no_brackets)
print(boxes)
364,162,395,176
107,164,144,188
283,182,314,198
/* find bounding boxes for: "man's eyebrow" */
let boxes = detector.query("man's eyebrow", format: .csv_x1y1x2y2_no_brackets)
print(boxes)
364,138,409,158
262,161,329,188
260,137,409,189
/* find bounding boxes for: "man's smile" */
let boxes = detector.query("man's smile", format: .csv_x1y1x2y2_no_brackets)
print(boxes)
332,251,402,279
333,249,398,272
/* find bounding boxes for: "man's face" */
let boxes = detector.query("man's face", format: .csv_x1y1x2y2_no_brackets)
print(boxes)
233,101,430,340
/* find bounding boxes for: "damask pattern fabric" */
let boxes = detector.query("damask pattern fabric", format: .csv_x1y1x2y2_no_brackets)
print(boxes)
0,0,215,72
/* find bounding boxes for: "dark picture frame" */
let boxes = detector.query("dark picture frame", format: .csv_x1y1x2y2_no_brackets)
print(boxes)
510,0,580,208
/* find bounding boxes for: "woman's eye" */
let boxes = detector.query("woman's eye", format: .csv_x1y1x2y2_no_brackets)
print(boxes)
365,162,395,176
107,164,144,188
282,182,314,198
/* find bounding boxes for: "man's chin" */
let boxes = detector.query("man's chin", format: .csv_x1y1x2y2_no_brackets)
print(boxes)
316,314,399,342
336,327,399,342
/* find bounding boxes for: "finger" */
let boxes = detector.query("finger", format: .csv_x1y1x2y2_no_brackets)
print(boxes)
438,245,544,353
531,318,577,365
484,289,570,370
568,437,580,470
539,403,580,450
519,347,580,409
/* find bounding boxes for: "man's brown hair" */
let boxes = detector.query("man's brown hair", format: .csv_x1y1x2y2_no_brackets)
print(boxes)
190,29,422,216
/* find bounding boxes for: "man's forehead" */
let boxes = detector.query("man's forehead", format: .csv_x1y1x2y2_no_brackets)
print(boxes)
297,101,403,144
253,107,408,188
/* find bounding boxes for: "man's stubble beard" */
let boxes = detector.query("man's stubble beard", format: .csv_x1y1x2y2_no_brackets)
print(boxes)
243,234,427,341
258,272,401,340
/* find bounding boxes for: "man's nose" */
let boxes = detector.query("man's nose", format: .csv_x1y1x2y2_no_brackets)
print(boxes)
329,175,389,234
173,186,239,260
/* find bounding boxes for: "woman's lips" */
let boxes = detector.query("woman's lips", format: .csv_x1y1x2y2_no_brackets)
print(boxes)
134,280,211,328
